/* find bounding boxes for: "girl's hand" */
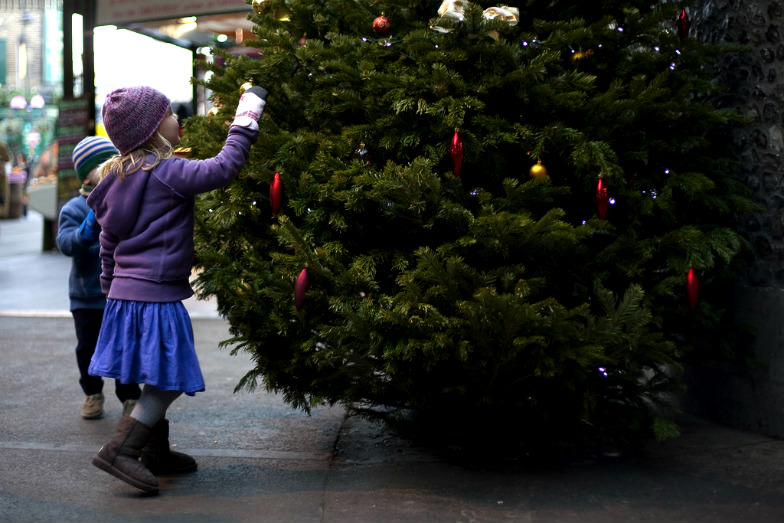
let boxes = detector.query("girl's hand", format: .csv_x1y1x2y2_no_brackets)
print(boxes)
231,87,268,131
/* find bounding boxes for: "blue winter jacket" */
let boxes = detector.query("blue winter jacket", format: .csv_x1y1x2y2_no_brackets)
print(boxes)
86,125,257,302
56,195,106,310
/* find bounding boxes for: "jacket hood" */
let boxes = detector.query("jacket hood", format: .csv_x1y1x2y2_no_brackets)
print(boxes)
87,167,149,239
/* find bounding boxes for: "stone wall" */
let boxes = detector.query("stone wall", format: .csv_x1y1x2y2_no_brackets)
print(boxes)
687,0,784,437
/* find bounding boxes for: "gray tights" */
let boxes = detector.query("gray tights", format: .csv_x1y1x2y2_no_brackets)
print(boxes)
129,384,182,427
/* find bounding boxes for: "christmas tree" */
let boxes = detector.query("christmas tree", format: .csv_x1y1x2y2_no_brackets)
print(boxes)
184,0,755,455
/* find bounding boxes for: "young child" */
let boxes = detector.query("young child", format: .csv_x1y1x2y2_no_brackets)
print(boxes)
56,136,141,419
87,85,267,493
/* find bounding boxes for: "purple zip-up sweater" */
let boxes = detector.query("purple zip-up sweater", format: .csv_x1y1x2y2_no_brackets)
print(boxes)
87,125,257,302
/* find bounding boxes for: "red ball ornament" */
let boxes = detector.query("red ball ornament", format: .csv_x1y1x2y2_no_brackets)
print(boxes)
270,172,281,215
295,267,309,311
596,177,609,220
677,8,690,40
687,268,699,309
373,13,391,37
450,129,463,177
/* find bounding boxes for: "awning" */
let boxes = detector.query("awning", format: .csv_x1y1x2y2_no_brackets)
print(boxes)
97,0,251,26
96,0,254,48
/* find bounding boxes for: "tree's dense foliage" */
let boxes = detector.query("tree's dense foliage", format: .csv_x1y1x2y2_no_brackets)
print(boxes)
185,0,754,455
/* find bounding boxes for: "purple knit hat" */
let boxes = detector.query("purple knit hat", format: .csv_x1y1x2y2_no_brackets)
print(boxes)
101,86,171,155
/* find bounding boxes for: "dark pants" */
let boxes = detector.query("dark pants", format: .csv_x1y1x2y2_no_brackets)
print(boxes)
72,308,141,402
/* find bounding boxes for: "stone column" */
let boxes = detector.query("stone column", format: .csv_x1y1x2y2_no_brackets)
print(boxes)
690,0,784,437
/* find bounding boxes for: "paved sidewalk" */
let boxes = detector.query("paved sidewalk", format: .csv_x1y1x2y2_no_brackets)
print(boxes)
0,211,218,318
2,212,784,522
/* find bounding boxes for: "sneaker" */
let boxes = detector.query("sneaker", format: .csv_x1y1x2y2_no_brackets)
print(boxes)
122,399,137,417
81,393,104,419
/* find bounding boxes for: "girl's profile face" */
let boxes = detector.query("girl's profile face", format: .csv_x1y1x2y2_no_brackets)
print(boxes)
158,108,181,147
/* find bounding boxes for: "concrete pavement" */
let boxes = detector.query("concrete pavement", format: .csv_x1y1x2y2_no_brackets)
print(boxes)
0,211,218,319
2,211,784,522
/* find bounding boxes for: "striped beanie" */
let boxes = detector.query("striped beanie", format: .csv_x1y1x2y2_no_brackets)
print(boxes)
101,86,171,155
72,136,118,181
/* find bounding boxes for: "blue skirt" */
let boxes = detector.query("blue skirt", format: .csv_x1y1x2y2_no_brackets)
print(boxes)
89,299,205,396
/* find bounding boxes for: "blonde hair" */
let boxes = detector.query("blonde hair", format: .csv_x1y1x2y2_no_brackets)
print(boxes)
99,130,175,180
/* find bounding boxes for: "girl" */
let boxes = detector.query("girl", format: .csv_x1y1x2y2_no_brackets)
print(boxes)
87,85,267,493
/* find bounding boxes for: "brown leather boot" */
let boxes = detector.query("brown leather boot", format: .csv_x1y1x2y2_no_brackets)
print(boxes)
141,418,197,475
92,416,158,493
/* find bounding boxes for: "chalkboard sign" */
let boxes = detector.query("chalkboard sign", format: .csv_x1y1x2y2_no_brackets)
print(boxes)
56,98,90,203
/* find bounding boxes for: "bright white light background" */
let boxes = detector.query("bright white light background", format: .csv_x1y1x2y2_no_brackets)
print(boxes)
93,25,194,115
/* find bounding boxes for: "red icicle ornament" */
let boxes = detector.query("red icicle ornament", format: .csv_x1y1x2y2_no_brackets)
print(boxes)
450,129,463,177
596,177,609,220
295,267,309,311
270,172,281,215
677,8,690,40
687,268,699,309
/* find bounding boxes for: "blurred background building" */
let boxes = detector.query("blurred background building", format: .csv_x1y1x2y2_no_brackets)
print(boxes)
0,0,61,220
0,0,252,228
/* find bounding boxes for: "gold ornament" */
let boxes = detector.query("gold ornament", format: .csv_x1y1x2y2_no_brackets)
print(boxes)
432,0,466,33
529,161,547,178
570,48,595,63
239,82,254,94
236,280,252,296
482,6,519,25
274,7,291,21
208,106,220,116
252,0,268,15
438,0,467,19
432,2,519,34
